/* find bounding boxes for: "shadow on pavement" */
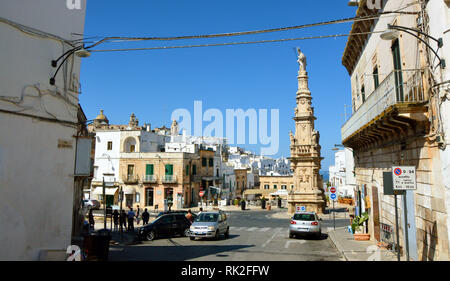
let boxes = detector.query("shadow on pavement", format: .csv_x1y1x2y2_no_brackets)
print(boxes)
291,233,329,241
109,243,254,261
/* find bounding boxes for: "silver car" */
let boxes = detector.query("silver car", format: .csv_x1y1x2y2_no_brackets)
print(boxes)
289,212,322,239
189,210,230,240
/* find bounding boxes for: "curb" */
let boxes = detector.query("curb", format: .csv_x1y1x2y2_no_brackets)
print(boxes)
326,228,349,261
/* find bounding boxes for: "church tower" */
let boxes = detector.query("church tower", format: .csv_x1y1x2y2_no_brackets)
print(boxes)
288,49,326,214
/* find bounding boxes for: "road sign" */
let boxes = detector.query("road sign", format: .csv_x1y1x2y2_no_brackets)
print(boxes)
392,166,416,190
295,206,306,212
199,191,205,197
330,193,337,201
330,187,336,194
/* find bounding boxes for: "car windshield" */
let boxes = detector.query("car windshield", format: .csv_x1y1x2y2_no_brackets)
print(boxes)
293,214,316,221
195,213,219,222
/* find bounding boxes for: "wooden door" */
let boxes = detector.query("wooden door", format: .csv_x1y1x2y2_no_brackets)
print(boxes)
372,186,381,241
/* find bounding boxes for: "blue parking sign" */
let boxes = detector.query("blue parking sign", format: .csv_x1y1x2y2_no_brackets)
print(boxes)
330,193,337,200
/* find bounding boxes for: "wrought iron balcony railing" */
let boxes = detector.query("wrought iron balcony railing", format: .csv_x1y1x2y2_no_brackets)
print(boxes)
341,69,425,142
123,174,139,184
142,175,157,183
162,175,177,183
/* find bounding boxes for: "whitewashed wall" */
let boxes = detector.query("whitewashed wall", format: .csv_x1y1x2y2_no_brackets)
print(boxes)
0,0,87,260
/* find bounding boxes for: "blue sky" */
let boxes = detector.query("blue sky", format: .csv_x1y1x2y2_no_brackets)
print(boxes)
79,0,358,171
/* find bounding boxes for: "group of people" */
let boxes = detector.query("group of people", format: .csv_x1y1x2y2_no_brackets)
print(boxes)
87,205,151,232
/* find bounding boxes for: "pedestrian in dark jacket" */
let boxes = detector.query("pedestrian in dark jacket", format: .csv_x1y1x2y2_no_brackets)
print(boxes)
120,210,127,231
113,210,120,231
142,208,150,225
88,209,95,230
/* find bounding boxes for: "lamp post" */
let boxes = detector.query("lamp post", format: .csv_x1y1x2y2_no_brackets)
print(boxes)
380,24,445,69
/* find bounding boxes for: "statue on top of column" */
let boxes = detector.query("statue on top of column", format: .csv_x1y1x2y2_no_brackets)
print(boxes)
297,48,307,72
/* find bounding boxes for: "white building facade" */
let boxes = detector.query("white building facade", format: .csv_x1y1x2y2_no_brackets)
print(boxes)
0,0,87,260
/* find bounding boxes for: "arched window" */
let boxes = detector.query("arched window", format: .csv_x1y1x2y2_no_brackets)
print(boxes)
123,137,137,152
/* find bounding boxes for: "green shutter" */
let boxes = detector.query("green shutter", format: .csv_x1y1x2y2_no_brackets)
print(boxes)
165,164,173,175
146,164,154,175
193,165,197,175
186,165,189,176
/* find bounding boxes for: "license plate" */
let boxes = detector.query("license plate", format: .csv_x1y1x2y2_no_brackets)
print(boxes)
298,227,308,231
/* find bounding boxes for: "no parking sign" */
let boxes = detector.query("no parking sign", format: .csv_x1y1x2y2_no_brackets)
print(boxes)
392,166,416,190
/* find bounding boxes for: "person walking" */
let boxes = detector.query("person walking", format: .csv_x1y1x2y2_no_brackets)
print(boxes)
142,208,150,225
88,209,95,230
136,205,141,226
186,209,194,223
113,210,120,232
120,210,127,231
127,207,136,232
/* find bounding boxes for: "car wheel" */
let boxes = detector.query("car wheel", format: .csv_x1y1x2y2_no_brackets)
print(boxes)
224,228,230,239
146,231,155,241
316,232,322,239
183,228,190,237
289,232,294,239
190,237,195,241
214,230,220,240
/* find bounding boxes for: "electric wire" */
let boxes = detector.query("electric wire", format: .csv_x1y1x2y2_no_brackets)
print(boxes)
84,11,417,49
89,31,385,53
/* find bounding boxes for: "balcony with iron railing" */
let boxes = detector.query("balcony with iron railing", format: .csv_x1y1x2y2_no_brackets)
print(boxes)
162,175,177,183
341,69,427,147
142,174,157,183
123,174,139,184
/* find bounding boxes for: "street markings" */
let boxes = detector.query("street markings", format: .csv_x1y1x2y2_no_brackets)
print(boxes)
229,226,287,233
261,227,283,248
284,240,306,249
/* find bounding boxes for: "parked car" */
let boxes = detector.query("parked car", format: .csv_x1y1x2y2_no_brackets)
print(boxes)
156,210,197,220
83,199,100,210
189,210,229,240
289,212,322,239
137,213,191,241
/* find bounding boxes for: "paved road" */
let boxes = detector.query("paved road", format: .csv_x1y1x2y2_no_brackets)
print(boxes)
109,209,346,261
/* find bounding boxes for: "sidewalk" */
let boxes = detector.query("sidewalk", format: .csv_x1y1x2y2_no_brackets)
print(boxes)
328,227,398,261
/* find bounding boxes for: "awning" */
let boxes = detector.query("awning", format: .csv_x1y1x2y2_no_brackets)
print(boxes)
123,186,136,195
270,190,288,196
92,187,118,195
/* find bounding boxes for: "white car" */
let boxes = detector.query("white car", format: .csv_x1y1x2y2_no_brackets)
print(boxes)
189,210,230,240
289,212,322,239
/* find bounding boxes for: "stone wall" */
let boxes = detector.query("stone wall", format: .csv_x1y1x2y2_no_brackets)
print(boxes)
354,137,449,260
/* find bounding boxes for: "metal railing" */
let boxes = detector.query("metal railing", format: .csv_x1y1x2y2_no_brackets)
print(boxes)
123,174,139,183
342,69,425,141
142,175,157,183
162,175,177,183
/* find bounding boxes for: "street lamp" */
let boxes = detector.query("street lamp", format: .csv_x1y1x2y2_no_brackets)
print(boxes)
50,46,91,85
380,24,445,69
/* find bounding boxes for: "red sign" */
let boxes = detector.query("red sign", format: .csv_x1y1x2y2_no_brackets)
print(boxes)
199,191,205,197
330,187,336,194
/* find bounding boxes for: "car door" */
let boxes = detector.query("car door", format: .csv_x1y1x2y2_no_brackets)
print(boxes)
155,215,173,237
218,212,226,234
175,215,190,235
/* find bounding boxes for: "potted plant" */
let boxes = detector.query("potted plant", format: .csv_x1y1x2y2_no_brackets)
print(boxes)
351,212,370,240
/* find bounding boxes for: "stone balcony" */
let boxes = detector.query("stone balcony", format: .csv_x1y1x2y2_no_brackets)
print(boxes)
341,69,428,149
123,174,139,184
